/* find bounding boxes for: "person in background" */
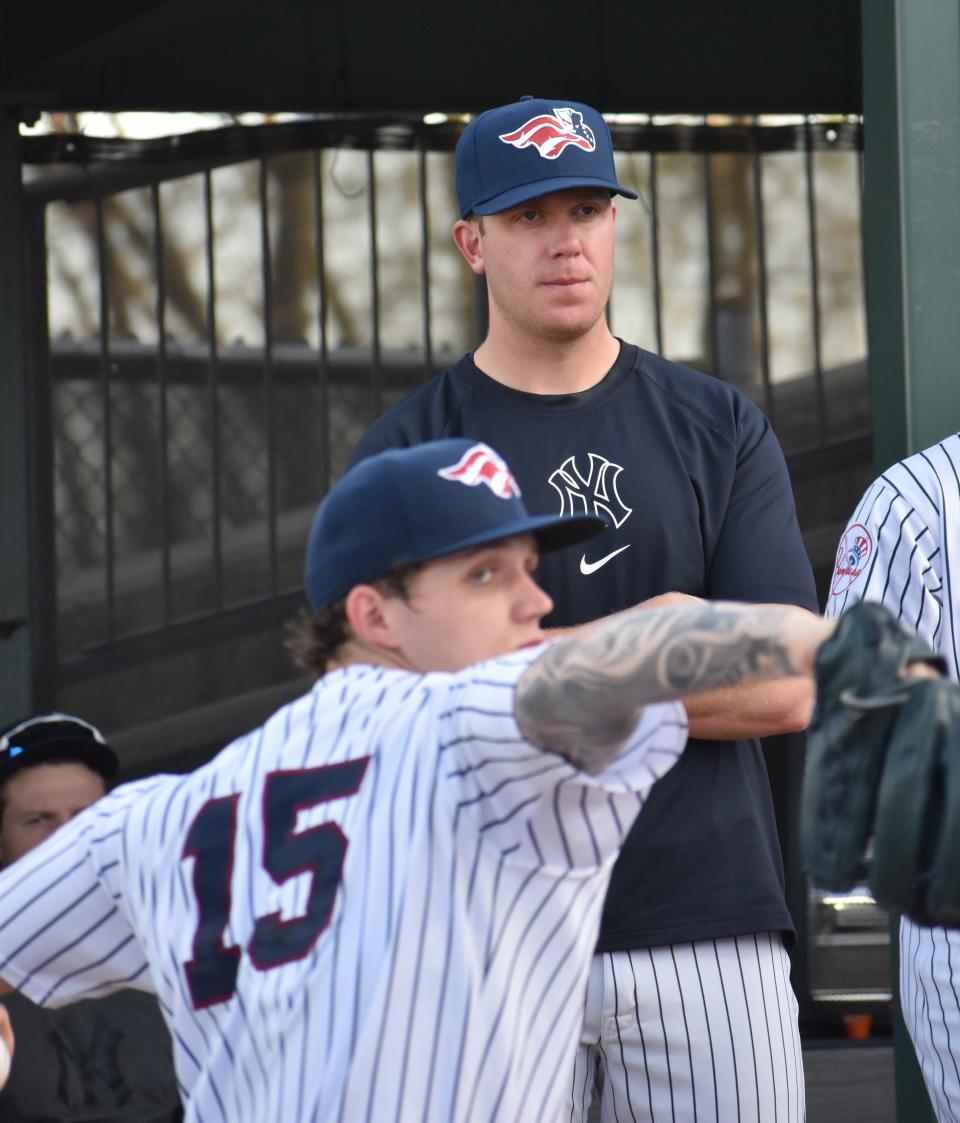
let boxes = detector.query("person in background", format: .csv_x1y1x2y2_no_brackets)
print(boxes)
0,712,183,1123
349,95,820,1121
826,433,960,1122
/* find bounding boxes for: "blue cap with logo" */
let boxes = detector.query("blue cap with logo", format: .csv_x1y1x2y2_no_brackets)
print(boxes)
0,712,119,788
455,95,638,219
304,439,605,612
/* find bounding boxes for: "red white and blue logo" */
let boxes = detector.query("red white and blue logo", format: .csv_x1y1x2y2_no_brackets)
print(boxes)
831,523,873,596
437,443,521,499
499,108,597,160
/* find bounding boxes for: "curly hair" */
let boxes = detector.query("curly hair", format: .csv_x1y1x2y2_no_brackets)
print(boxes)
286,564,423,677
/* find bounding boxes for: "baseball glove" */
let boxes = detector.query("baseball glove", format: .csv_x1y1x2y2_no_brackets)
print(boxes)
802,601,957,925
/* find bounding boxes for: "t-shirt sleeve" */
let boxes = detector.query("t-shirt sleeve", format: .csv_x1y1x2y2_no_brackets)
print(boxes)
346,369,467,469
0,781,161,1008
825,475,945,654
707,404,818,611
433,646,688,868
347,417,406,468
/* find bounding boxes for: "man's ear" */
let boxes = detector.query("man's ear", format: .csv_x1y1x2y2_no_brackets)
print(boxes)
344,585,401,651
452,218,486,276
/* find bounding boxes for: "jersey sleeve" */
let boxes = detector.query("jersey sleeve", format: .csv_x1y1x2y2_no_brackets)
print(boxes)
825,474,945,653
707,405,819,610
434,645,688,868
0,780,162,1008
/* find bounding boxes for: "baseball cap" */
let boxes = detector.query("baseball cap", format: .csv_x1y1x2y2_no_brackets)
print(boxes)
455,95,638,219
304,439,605,612
0,713,119,788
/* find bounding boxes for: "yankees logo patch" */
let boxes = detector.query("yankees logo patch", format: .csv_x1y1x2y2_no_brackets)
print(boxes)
499,108,597,160
831,523,873,596
549,453,631,526
549,453,631,574
438,442,521,499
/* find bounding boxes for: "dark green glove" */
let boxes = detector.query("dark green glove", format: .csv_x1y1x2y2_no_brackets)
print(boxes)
802,601,950,923
870,677,960,925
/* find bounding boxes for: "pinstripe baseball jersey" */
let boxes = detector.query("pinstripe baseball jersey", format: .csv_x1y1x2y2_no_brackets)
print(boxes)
825,433,960,675
826,433,960,1123
0,649,686,1123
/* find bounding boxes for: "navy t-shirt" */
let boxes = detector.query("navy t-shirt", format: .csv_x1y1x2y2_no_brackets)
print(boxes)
0,990,182,1123
349,342,818,951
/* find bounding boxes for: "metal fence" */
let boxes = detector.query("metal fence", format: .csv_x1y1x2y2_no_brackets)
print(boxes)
20,113,867,723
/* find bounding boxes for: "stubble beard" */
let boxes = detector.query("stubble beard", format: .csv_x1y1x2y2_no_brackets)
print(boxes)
498,285,610,346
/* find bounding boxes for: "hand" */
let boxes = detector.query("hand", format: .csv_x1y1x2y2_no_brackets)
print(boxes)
0,1002,12,1089
904,661,942,680
636,591,704,611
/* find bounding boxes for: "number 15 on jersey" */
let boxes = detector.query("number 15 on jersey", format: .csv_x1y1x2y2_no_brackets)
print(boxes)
181,758,369,1008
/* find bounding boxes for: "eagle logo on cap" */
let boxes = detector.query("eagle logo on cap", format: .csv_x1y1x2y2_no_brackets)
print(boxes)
499,108,596,160
437,443,521,500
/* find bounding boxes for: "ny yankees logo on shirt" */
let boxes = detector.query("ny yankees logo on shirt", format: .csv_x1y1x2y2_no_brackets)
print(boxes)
50,1005,127,1108
548,453,632,574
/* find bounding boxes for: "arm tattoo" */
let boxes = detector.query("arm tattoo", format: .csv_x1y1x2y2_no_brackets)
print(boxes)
515,603,805,773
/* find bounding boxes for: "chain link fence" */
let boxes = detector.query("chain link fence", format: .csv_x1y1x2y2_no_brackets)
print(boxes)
22,114,868,722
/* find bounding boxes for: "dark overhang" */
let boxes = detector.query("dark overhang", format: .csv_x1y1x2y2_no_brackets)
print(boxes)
2,0,862,118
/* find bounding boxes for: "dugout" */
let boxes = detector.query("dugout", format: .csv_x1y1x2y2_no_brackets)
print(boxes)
1,3,957,1119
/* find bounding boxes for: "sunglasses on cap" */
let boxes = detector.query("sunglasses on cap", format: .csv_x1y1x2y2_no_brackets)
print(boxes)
0,712,119,784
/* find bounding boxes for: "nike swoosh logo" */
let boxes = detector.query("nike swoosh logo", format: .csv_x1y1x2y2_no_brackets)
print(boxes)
579,545,630,575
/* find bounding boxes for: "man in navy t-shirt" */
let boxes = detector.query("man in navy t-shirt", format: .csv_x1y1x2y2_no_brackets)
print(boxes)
349,96,818,1122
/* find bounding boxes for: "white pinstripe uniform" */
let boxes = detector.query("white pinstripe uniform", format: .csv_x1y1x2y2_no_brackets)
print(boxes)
0,651,686,1123
571,933,805,1122
826,432,960,1122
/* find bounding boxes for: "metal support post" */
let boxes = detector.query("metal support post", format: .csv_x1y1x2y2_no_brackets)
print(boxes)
862,4,960,1119
0,114,34,725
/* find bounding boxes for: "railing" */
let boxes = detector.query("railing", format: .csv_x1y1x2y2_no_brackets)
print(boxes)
20,113,867,724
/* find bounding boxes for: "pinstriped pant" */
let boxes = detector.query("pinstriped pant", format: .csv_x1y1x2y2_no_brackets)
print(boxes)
901,917,960,1122
569,933,805,1123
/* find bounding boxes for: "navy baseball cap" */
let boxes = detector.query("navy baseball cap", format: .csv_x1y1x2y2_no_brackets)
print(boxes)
304,439,605,612
455,95,638,219
0,712,119,788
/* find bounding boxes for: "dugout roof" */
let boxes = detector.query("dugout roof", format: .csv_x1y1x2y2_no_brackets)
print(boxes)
1,0,861,117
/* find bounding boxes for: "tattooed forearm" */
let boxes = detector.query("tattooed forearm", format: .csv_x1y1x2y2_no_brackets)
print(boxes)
515,601,832,772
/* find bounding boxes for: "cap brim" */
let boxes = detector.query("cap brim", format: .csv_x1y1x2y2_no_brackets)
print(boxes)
471,176,638,216
405,511,606,567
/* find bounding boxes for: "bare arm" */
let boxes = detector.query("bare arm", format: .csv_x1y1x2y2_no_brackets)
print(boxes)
682,677,814,739
516,600,833,772
547,593,815,740
0,978,11,998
